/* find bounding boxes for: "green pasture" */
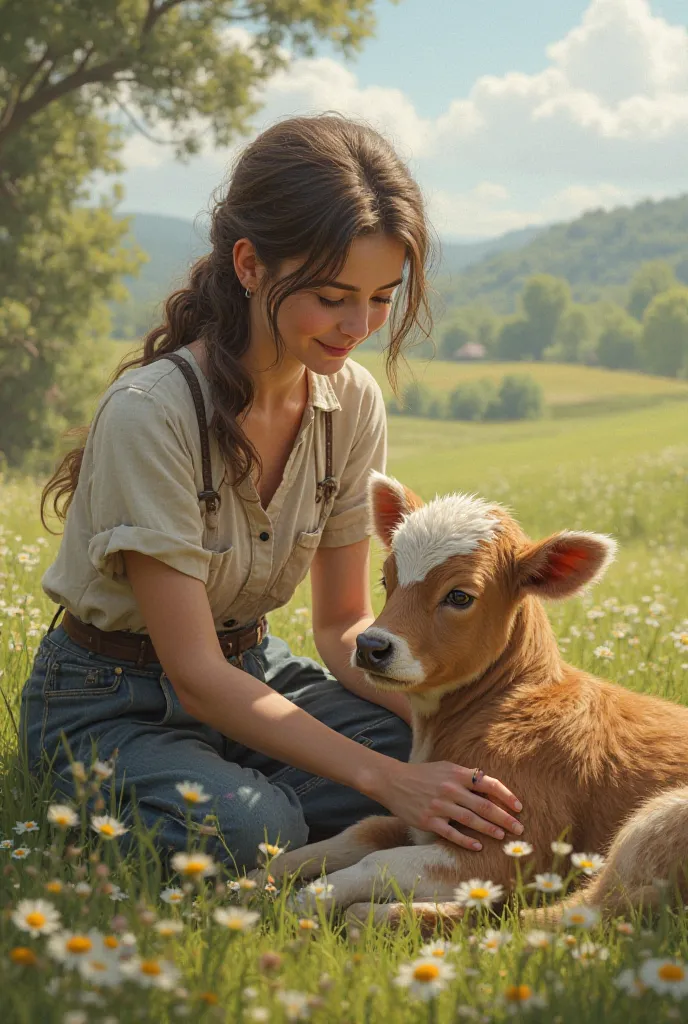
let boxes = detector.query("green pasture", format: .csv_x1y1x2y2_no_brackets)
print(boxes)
1,351,687,1022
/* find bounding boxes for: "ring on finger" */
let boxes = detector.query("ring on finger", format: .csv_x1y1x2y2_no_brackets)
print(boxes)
471,767,485,786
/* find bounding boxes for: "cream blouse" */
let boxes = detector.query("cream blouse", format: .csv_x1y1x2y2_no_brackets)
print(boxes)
41,346,387,632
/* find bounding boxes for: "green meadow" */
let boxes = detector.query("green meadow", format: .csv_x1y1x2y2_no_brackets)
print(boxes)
1,350,687,1022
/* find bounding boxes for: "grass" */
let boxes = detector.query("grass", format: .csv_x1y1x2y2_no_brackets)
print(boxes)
1,352,688,1021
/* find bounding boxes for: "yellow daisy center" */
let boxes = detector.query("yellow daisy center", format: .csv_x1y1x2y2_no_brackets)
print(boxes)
98,823,116,837
541,881,554,889
25,912,46,929
14,850,28,858
505,985,533,1003
431,950,445,958
200,993,218,1005
569,913,586,924
104,936,119,949
264,844,281,855
10,947,37,966
658,964,685,982
470,887,490,899
90,960,107,971
511,846,523,854
299,920,316,930
45,882,62,893
413,964,440,983
184,860,207,875
579,860,593,869
141,959,162,976
183,792,200,803
66,936,92,954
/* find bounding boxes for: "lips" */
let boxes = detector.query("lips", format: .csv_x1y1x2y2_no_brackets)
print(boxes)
316,339,354,354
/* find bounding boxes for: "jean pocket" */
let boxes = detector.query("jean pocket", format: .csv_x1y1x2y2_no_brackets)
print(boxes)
44,657,127,699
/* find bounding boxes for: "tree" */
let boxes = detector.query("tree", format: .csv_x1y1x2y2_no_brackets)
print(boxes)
627,261,677,321
447,379,497,421
486,374,544,421
520,274,571,360
545,304,591,363
0,0,387,468
596,306,641,370
496,316,532,360
440,322,472,360
641,288,688,378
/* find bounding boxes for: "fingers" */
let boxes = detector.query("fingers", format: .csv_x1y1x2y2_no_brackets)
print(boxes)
427,800,508,841
460,790,524,836
427,818,483,851
471,772,523,813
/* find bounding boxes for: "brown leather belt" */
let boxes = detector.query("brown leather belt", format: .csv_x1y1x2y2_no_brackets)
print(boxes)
61,610,267,668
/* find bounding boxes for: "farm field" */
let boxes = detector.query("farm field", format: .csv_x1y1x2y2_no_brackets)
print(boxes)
0,348,687,1022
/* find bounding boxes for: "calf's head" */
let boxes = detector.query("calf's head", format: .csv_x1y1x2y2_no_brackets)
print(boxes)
353,472,617,703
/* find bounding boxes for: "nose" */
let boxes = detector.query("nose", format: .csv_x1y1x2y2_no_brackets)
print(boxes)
355,632,393,671
339,306,370,343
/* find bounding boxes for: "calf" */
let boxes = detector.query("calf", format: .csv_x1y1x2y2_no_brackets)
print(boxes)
269,471,688,927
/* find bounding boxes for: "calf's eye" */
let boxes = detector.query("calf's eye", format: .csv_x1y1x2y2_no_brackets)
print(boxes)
445,590,475,609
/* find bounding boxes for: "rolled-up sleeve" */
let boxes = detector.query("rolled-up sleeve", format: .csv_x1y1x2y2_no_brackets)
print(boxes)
87,387,213,583
319,378,387,548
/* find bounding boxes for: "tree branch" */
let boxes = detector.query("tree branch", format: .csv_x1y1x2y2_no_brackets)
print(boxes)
112,96,184,146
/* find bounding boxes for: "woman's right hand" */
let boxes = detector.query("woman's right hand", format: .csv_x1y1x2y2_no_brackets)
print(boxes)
375,759,524,850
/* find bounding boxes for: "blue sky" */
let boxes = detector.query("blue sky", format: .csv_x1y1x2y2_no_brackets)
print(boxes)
104,0,688,240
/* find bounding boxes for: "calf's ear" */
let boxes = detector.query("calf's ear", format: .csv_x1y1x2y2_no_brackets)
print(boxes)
516,530,617,600
367,470,423,550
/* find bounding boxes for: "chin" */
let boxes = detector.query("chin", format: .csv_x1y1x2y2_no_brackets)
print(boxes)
362,669,421,692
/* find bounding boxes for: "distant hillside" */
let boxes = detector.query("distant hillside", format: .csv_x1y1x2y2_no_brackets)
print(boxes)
437,226,542,277
440,194,688,314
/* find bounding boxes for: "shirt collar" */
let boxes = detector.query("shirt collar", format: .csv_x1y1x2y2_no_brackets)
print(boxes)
307,369,341,412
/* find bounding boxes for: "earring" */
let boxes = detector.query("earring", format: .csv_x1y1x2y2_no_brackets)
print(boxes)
245,287,252,298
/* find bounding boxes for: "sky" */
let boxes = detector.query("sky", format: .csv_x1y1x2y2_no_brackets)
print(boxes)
98,0,688,241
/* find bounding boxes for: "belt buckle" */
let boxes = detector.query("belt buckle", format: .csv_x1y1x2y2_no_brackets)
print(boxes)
255,620,264,646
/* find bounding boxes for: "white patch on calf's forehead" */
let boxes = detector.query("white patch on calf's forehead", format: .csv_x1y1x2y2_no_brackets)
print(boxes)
391,493,502,586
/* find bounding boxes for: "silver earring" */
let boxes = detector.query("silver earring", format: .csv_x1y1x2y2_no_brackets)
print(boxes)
245,287,251,298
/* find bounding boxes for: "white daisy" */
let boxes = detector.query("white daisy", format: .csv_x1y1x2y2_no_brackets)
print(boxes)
297,918,319,932
47,929,107,967
524,930,551,949
92,759,114,780
639,958,688,998
395,958,456,1001
480,928,512,953
213,907,260,932
419,939,460,958
571,852,605,875
503,840,533,858
47,804,79,829
501,984,547,1013
454,879,504,908
171,852,217,879
275,989,311,1021
154,919,185,937
11,898,62,937
175,781,211,805
258,842,284,858
562,905,601,928
614,969,647,997
550,841,573,856
571,942,609,964
12,820,39,835
11,847,32,860
0,838,14,849
305,879,335,899
229,877,258,892
529,873,564,893
119,956,180,990
160,886,185,904
77,951,122,987
593,646,614,660
91,815,128,840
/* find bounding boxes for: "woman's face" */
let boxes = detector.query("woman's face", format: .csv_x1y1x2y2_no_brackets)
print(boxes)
261,233,407,374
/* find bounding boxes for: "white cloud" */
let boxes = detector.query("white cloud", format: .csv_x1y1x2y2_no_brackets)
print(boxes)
111,0,688,237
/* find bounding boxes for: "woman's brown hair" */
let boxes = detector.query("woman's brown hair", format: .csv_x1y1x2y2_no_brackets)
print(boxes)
41,111,436,531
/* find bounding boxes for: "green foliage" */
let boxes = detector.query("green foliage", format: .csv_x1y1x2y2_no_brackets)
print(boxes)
596,307,642,371
642,288,688,378
487,374,545,421
520,275,571,359
627,260,677,321
447,379,498,421
0,0,386,467
391,373,544,423
545,305,593,363
496,315,531,360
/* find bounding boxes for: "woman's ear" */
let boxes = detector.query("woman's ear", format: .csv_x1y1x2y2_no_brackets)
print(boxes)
516,530,618,600
367,470,423,550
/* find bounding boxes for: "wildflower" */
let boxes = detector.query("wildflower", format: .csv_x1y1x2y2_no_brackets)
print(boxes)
571,852,605,875
454,879,504,908
420,939,459,958
9,946,38,966
258,951,283,973
616,921,634,936
12,821,39,835
1,839,14,849
525,930,551,949
213,907,260,932
593,646,614,660
47,804,79,829
229,877,258,892
107,884,128,901
639,958,688,998
119,956,180,990
258,842,284,858
12,899,62,937
276,989,311,1021
614,969,647,997
305,879,334,899
91,815,128,840
47,929,107,967
503,840,533,857
77,951,122,987
550,841,573,856
160,886,185,905
571,942,609,963
297,918,319,932
502,984,547,1013
69,762,88,783
74,882,92,897
395,957,456,1001
92,759,114,780
11,847,32,860
249,1010,270,1023
175,782,211,805
171,852,217,879
45,880,64,895
562,905,601,928
529,873,564,893
480,929,511,953
672,632,688,652
155,919,185,937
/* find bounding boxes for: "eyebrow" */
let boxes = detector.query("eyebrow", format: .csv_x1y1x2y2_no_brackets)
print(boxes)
326,277,403,292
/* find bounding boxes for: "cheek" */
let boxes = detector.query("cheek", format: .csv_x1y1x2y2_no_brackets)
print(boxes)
279,295,335,337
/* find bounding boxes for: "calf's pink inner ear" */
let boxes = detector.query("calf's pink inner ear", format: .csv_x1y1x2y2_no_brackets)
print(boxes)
517,531,617,600
367,472,422,549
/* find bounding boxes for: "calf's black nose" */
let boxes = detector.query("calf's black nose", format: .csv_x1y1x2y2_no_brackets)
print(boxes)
355,632,393,670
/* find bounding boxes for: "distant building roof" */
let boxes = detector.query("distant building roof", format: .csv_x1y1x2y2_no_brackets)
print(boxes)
454,342,486,360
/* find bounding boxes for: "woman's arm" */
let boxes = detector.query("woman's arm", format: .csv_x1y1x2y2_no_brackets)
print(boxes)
123,551,524,848
309,539,413,723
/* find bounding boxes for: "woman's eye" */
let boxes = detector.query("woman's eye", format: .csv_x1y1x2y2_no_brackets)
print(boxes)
445,590,474,609
317,295,394,309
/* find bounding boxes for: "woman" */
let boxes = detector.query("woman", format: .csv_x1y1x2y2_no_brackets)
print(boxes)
21,113,524,871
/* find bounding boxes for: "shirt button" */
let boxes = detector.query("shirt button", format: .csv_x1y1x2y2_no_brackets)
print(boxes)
259,531,270,542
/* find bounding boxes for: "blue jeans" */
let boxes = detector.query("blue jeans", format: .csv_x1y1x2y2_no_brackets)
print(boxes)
19,621,411,870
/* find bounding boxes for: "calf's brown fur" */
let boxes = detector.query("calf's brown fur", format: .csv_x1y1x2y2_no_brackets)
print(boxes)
267,473,688,928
